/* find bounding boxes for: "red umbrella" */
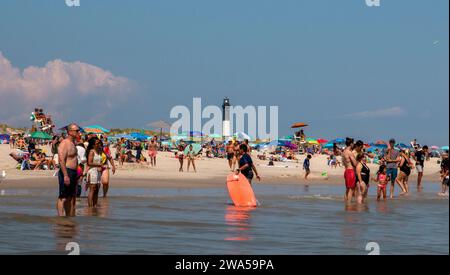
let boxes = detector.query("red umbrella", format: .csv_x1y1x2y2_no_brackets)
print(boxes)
317,139,328,144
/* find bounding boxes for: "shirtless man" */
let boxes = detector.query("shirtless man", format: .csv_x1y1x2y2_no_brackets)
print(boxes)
342,138,358,203
147,137,158,167
56,123,80,217
226,140,235,171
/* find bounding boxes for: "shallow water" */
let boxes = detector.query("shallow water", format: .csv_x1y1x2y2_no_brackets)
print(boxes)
0,183,448,255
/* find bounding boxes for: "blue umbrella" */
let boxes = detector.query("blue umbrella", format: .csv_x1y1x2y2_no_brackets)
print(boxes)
130,132,149,141
331,138,345,144
323,143,334,149
374,144,388,149
0,134,10,141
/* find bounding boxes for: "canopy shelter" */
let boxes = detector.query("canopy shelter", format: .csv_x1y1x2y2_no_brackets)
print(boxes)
30,131,52,140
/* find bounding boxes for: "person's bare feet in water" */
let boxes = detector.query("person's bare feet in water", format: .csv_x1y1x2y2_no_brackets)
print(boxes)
399,191,407,196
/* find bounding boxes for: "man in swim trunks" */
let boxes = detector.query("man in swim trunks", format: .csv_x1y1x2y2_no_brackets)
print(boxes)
56,123,80,217
413,145,428,189
226,140,235,171
342,137,357,203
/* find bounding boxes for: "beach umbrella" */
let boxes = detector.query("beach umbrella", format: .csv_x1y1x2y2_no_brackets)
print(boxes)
323,143,334,149
291,122,308,128
83,125,109,134
441,146,449,151
30,131,52,140
375,140,386,145
331,138,345,144
317,139,328,144
208,134,222,139
147,120,171,146
430,146,440,150
396,143,411,149
183,143,202,155
171,135,188,141
374,144,388,149
306,138,319,145
0,134,10,142
282,135,294,140
233,132,252,141
130,132,149,141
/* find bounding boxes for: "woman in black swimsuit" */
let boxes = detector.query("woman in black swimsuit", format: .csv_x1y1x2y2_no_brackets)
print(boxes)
356,153,371,203
396,149,412,195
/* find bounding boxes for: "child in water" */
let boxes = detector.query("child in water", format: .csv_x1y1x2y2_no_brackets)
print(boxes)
373,165,390,201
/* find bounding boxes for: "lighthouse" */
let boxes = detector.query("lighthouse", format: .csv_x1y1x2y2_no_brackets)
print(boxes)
222,97,231,139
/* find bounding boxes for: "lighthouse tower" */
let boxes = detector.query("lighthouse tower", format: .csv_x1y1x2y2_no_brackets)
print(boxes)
222,97,231,140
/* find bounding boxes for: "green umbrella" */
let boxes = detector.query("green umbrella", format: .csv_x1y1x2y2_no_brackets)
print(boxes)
31,131,52,140
184,143,202,155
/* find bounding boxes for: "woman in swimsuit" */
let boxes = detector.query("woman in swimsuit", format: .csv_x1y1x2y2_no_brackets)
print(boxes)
373,165,390,201
86,137,104,207
396,149,413,195
356,153,370,203
177,142,186,172
99,140,116,198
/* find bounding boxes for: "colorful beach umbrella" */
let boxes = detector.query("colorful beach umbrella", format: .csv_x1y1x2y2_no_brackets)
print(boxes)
317,139,328,144
30,131,52,140
331,138,345,144
306,138,319,145
83,125,110,134
291,122,308,129
323,143,334,149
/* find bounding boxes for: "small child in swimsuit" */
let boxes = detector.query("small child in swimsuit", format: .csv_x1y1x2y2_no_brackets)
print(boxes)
373,165,390,201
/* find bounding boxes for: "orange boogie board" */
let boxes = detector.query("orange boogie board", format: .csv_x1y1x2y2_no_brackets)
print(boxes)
226,173,257,207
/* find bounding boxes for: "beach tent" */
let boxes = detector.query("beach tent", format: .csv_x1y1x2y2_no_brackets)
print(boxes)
30,131,52,140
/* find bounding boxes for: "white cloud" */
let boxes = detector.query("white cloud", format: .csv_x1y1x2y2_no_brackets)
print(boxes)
0,51,132,126
342,107,407,119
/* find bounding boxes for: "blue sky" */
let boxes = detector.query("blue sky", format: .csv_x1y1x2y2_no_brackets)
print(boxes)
0,0,448,145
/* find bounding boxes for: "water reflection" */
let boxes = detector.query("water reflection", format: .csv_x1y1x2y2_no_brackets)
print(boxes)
53,218,78,254
224,205,255,242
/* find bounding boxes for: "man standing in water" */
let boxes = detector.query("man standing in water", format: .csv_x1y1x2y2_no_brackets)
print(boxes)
384,139,403,198
342,138,357,203
414,145,429,189
226,140,235,171
57,123,80,217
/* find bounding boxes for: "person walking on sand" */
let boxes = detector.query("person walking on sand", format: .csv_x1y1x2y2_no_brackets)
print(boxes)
438,152,448,196
86,137,104,207
413,145,428,190
342,138,357,203
356,153,370,204
186,144,197,173
147,137,158,167
237,144,261,184
56,124,80,217
303,154,312,181
226,140,235,171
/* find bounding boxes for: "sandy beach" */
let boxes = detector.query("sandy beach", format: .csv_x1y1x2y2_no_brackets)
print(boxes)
0,144,443,189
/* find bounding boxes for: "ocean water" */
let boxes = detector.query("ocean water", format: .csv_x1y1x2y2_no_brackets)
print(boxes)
0,183,448,255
